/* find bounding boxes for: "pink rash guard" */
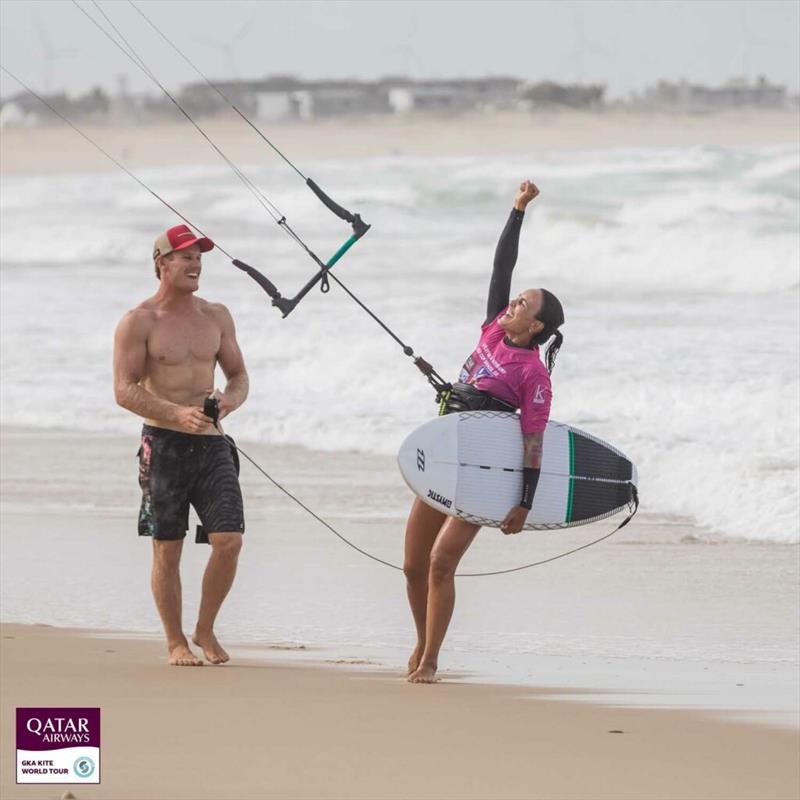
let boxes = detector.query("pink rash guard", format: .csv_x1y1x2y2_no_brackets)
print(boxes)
457,308,552,434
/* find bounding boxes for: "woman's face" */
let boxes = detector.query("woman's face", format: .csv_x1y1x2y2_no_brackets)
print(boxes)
498,288,544,339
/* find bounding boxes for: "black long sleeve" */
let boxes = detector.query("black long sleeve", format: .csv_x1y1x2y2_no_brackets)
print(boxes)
485,208,525,325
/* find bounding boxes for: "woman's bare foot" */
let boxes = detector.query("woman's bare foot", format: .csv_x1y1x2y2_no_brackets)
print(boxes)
192,630,230,665
408,662,438,683
168,641,203,666
407,643,425,676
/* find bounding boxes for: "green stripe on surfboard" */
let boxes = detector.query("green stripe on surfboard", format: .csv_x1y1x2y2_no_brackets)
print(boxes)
566,430,575,523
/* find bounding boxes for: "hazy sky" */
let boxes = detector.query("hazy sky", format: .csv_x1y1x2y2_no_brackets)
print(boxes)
1,0,798,100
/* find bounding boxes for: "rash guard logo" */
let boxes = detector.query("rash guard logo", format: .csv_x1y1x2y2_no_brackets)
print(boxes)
533,384,546,404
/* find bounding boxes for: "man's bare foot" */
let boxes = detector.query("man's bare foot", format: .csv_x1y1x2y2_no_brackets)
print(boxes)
168,642,203,667
192,630,230,665
408,662,438,683
407,643,424,676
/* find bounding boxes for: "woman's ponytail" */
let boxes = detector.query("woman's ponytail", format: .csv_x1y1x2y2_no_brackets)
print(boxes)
530,288,565,374
545,329,563,374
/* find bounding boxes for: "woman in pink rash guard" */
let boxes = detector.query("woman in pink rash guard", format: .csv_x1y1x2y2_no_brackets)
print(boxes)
405,180,565,684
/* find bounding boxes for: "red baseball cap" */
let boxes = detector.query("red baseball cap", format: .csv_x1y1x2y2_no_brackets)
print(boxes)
153,224,214,260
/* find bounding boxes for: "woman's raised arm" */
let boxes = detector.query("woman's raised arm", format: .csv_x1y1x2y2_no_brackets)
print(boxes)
485,180,540,325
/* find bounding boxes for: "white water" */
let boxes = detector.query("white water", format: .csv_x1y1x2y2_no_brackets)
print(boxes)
1,143,798,543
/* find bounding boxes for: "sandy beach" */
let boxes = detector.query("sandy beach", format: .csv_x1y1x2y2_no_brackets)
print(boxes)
1,108,798,175
1,623,798,800
1,426,799,798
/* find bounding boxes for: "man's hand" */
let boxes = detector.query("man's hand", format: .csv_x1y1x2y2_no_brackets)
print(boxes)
208,388,234,421
514,180,540,211
175,405,215,433
500,505,529,535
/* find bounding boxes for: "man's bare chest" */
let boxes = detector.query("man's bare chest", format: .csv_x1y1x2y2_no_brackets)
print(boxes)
147,316,221,367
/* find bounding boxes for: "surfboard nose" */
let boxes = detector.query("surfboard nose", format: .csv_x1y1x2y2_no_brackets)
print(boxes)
397,415,459,514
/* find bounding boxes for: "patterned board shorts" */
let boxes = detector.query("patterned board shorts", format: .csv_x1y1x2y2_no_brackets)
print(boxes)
137,425,245,542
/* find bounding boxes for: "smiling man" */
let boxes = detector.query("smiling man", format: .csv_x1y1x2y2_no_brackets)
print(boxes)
113,224,249,667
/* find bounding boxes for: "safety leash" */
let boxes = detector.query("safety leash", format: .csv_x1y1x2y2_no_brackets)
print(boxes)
204,400,640,577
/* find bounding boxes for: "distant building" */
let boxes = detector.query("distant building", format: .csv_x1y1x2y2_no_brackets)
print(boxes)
0,91,68,126
388,84,473,113
385,77,523,114
644,77,787,111
255,91,295,122
181,75,524,118
180,80,263,118
297,81,391,119
522,81,605,110
0,97,33,127
0,88,108,126
4,72,651,127
180,77,391,120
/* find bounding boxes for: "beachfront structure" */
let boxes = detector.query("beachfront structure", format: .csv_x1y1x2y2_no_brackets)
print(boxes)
0,89,109,127
180,76,299,119
388,84,473,113
294,82,393,119
178,76,523,120
522,81,606,109
0,93,47,126
643,77,787,111
386,77,524,113
11,74,789,126
180,77,392,120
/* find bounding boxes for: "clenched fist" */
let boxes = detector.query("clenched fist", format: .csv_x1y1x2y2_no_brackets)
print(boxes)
514,180,540,211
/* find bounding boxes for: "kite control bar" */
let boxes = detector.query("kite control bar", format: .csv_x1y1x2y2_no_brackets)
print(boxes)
233,191,370,318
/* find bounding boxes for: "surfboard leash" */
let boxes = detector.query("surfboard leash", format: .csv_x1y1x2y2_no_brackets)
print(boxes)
457,485,639,576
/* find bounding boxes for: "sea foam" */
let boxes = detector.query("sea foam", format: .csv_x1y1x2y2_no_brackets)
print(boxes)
1,143,798,543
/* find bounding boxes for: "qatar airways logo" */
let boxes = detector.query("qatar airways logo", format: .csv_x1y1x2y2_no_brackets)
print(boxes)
17,707,101,785
26,716,91,744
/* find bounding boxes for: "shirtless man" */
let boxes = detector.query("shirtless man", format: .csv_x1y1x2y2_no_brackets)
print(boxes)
113,224,249,666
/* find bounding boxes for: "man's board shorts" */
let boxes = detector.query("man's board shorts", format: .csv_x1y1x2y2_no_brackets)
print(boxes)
137,425,245,542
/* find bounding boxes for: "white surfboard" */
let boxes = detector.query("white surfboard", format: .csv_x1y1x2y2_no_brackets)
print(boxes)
397,411,638,530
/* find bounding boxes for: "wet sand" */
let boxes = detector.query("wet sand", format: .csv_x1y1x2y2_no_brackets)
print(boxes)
2,623,799,800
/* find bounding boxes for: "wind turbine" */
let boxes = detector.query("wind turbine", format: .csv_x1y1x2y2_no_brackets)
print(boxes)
388,7,421,79
196,13,257,81
32,10,77,94
565,3,612,85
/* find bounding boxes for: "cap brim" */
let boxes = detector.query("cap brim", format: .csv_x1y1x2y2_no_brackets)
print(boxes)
173,236,214,253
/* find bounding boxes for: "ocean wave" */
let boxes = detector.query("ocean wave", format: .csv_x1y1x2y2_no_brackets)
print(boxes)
1,144,798,543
